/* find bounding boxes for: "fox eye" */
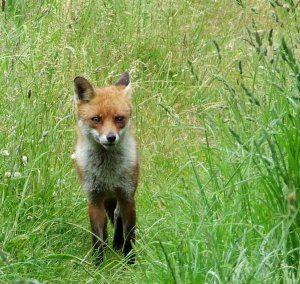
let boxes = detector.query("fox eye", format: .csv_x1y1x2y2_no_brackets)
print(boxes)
91,116,102,124
115,116,125,123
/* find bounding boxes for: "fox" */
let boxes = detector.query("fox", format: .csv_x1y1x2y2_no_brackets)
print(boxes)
73,72,139,264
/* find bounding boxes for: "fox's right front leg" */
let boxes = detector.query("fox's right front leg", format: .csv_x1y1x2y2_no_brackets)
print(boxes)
88,199,107,265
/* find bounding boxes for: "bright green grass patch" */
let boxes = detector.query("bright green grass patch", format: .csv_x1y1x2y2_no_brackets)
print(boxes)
1,0,300,283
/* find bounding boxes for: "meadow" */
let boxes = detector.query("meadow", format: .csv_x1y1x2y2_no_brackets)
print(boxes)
0,0,300,283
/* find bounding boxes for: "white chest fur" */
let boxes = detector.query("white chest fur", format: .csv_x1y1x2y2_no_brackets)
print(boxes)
75,133,137,200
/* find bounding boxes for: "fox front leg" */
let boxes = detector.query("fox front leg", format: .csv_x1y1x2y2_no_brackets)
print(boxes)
119,198,136,264
88,201,108,265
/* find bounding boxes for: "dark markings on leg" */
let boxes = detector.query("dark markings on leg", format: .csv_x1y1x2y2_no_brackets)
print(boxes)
104,198,117,224
113,204,124,251
119,198,136,264
88,201,107,265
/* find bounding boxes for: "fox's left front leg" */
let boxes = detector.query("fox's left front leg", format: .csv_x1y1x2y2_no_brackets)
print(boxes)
118,197,136,264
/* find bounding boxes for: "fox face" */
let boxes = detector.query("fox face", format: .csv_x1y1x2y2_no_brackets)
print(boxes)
74,73,133,149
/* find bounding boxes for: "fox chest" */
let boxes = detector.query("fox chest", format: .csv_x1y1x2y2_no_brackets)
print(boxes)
76,148,134,198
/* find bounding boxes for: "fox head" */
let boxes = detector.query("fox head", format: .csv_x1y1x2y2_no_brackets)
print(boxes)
74,72,133,149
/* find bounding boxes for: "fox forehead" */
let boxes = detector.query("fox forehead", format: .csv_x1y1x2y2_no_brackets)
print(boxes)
77,86,132,119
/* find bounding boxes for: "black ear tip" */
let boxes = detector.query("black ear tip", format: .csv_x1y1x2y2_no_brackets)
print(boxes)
74,76,86,84
115,72,130,86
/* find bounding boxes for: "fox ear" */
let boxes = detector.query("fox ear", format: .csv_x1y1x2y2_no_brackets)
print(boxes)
115,72,132,97
115,72,130,86
74,76,95,102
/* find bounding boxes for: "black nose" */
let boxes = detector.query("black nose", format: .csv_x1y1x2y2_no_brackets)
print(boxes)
106,133,116,143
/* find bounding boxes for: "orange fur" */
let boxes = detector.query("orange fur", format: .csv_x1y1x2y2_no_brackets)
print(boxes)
73,72,139,264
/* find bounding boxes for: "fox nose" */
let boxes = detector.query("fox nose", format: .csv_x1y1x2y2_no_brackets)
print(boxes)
106,133,116,143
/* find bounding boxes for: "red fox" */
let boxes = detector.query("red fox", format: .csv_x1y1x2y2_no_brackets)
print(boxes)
73,72,139,264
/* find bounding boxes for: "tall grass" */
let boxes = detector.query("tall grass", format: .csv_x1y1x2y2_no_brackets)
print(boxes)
0,0,299,283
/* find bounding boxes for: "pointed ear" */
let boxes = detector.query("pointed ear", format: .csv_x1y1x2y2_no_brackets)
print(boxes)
74,76,95,102
115,72,130,86
115,72,132,97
